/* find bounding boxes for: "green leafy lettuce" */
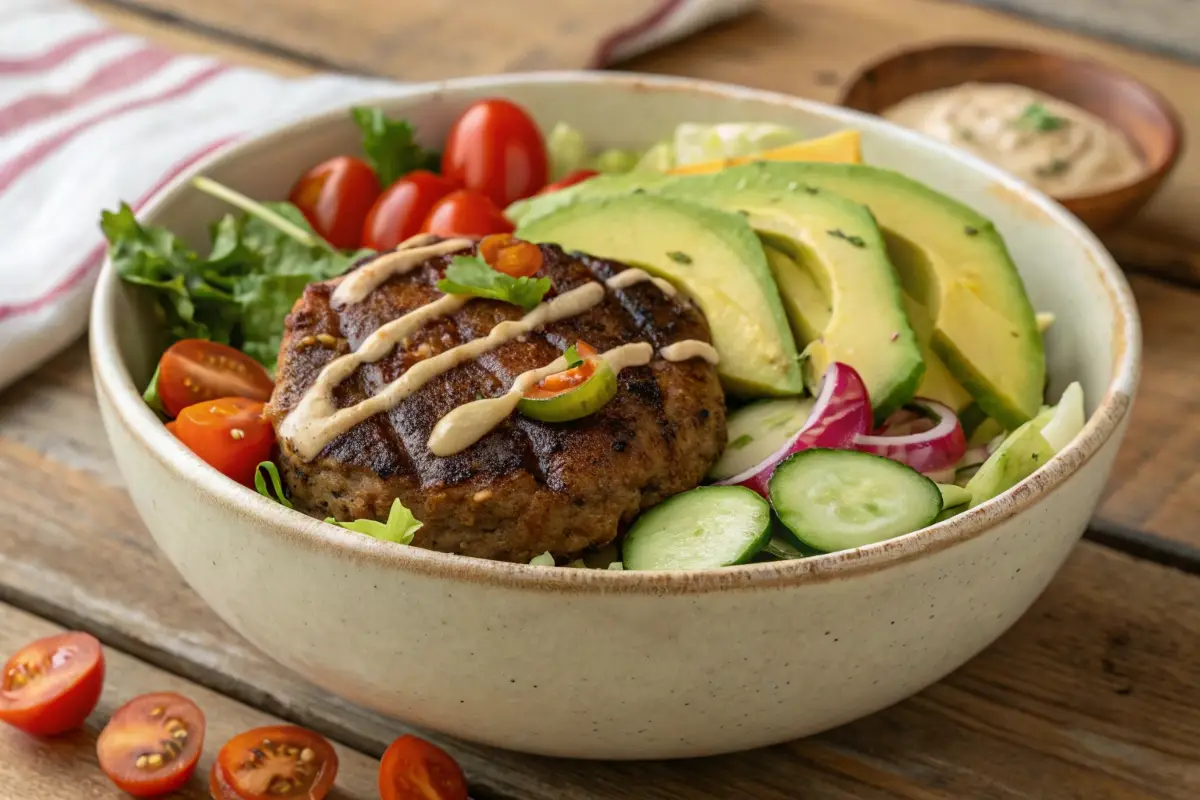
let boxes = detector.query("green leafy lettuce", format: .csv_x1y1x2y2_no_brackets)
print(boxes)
102,179,371,371
254,461,293,509
351,106,440,186
326,498,423,544
436,255,550,311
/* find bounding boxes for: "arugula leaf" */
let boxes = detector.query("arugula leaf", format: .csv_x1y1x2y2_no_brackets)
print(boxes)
326,498,423,544
104,180,374,372
436,255,551,311
254,461,294,509
563,343,582,369
352,106,440,186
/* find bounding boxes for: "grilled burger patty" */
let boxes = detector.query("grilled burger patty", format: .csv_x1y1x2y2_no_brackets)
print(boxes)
266,240,726,563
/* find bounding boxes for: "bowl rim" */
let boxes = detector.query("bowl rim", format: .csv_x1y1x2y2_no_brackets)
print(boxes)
837,41,1185,201
90,70,1141,595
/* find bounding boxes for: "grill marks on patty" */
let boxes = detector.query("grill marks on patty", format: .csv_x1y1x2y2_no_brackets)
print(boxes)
267,241,726,562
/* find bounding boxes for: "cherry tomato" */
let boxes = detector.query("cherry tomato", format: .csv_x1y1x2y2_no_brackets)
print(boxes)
525,341,599,399
210,725,338,800
156,339,274,419
379,735,468,800
478,233,543,278
172,397,275,486
363,170,460,251
536,169,600,195
421,189,514,238
289,155,380,249
441,99,547,207
0,632,104,736
96,692,205,797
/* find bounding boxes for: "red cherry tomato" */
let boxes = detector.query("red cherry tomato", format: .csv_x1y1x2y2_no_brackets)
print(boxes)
0,632,104,736
421,189,514,238
210,725,338,800
537,169,600,195
379,735,468,800
363,170,460,251
172,397,275,486
478,233,543,278
289,155,380,249
97,692,205,797
441,99,548,207
156,339,275,419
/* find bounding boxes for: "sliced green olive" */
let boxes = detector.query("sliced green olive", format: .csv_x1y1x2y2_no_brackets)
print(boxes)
517,359,618,422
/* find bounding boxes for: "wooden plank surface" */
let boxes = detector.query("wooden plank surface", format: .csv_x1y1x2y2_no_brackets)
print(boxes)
84,0,1200,285
3,346,1200,797
0,603,383,800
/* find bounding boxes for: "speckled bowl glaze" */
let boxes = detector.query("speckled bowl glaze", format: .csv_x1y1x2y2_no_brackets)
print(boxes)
91,72,1140,760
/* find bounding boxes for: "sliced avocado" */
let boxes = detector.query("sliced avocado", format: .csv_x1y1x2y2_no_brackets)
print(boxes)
902,292,974,413
507,171,672,226
671,168,923,419
721,163,1044,428
965,418,1054,507
517,194,805,396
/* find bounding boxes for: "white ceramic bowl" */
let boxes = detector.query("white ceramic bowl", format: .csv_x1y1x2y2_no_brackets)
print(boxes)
91,72,1139,760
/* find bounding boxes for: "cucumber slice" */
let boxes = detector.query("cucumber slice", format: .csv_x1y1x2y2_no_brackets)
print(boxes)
708,397,815,481
516,359,617,422
622,486,771,570
769,449,942,552
762,528,823,559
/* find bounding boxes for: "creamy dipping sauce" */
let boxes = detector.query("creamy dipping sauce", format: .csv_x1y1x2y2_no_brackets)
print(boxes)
883,82,1145,197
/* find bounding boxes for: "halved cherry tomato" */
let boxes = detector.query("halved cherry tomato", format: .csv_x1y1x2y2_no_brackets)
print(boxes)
441,99,548,207
289,155,380,249
156,339,274,419
478,233,543,278
97,692,205,797
524,341,599,400
536,168,600,195
210,725,338,800
421,189,514,238
379,735,468,800
0,631,104,736
363,170,460,251
173,397,274,486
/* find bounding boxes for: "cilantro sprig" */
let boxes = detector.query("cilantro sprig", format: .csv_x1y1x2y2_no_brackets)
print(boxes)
351,106,440,186
562,343,583,368
436,255,551,311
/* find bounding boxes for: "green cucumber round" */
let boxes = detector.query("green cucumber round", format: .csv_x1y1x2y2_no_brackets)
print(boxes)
769,449,942,552
517,359,617,422
622,486,771,570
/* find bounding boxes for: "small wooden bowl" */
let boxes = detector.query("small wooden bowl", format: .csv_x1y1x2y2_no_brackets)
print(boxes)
840,43,1184,231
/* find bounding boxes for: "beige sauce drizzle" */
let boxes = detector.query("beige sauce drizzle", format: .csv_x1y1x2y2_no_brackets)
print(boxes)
280,281,607,461
661,339,720,364
605,267,677,297
332,237,473,307
883,83,1145,197
427,342,653,456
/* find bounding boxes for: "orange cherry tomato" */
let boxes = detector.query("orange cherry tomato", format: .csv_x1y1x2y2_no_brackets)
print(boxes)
441,98,548,207
172,397,275,486
156,339,275,419
210,725,338,800
478,233,543,278
97,692,205,797
289,155,380,249
421,189,514,238
536,168,600,195
0,631,104,736
362,170,460,251
524,341,598,399
379,735,468,800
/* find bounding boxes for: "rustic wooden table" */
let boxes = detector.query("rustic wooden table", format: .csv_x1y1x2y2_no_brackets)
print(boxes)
4,1,1200,797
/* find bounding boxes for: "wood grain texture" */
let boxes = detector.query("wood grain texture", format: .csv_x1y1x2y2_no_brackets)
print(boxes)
0,603,382,800
2,334,1200,796
87,0,1200,284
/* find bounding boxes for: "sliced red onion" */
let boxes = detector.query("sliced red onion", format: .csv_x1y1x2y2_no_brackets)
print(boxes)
716,362,872,497
854,398,966,475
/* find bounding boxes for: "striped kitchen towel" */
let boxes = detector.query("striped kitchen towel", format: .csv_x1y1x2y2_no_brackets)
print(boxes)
0,0,756,391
